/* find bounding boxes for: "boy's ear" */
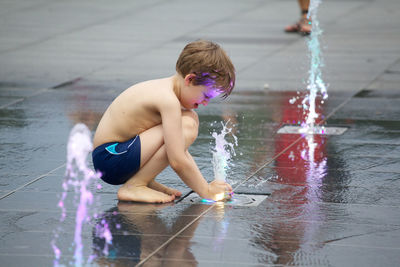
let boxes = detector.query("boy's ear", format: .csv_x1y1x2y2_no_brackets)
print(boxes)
184,73,196,85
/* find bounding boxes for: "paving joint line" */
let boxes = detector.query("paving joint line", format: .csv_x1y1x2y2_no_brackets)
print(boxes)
0,88,49,109
136,205,214,266
232,135,303,192
0,163,65,200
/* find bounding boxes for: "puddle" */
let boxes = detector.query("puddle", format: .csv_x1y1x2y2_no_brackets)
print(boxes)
277,125,347,135
180,193,269,207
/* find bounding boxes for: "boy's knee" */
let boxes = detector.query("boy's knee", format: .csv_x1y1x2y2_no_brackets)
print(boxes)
182,110,199,145
182,110,199,124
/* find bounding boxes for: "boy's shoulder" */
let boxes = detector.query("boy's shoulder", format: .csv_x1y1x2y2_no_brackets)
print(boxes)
125,77,179,109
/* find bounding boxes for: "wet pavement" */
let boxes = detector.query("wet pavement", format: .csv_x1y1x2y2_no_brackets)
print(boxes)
1,0,400,266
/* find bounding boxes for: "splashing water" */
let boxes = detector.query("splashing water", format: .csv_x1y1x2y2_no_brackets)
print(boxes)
52,123,111,267
301,0,328,133
211,120,238,182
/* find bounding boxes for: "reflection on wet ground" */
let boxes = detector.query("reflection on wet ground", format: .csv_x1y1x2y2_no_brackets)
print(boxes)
1,85,400,266
92,202,211,266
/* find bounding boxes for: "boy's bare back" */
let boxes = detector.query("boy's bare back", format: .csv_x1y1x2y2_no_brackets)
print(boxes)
93,77,177,148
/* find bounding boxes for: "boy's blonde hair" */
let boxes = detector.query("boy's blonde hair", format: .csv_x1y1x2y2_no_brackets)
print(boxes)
176,40,235,98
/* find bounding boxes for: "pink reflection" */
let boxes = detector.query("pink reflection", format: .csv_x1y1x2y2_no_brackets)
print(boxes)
250,91,328,265
274,91,326,191
273,91,327,263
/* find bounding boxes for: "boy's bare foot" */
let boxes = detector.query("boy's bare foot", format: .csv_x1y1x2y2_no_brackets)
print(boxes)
117,184,175,203
149,180,182,197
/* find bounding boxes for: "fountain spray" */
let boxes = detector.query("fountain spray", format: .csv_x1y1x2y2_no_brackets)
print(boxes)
211,120,238,182
301,0,328,133
52,123,111,267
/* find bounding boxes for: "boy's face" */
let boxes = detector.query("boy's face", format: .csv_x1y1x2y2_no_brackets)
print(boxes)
181,74,221,109
182,84,221,110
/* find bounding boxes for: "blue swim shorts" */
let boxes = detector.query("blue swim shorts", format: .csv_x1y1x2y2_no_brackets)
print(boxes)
92,136,141,185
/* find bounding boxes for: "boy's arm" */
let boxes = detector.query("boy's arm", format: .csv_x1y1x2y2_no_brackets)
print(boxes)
159,98,211,198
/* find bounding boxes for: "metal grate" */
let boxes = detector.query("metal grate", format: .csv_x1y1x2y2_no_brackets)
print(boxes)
277,125,348,135
180,193,268,207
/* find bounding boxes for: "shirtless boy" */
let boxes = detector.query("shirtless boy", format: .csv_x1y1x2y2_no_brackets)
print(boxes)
92,40,235,203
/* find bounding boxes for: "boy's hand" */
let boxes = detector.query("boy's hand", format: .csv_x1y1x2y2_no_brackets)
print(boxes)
207,180,233,201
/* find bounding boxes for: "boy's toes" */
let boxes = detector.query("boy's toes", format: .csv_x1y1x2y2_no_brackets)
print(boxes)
172,189,182,197
148,181,182,197
164,187,182,197
163,194,175,203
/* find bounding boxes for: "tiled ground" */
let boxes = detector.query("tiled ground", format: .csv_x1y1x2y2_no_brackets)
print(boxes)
1,0,400,266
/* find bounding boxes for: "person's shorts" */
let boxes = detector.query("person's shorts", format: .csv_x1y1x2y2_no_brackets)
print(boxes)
92,136,141,185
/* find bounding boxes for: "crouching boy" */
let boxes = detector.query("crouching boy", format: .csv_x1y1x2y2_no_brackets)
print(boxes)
92,40,235,203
